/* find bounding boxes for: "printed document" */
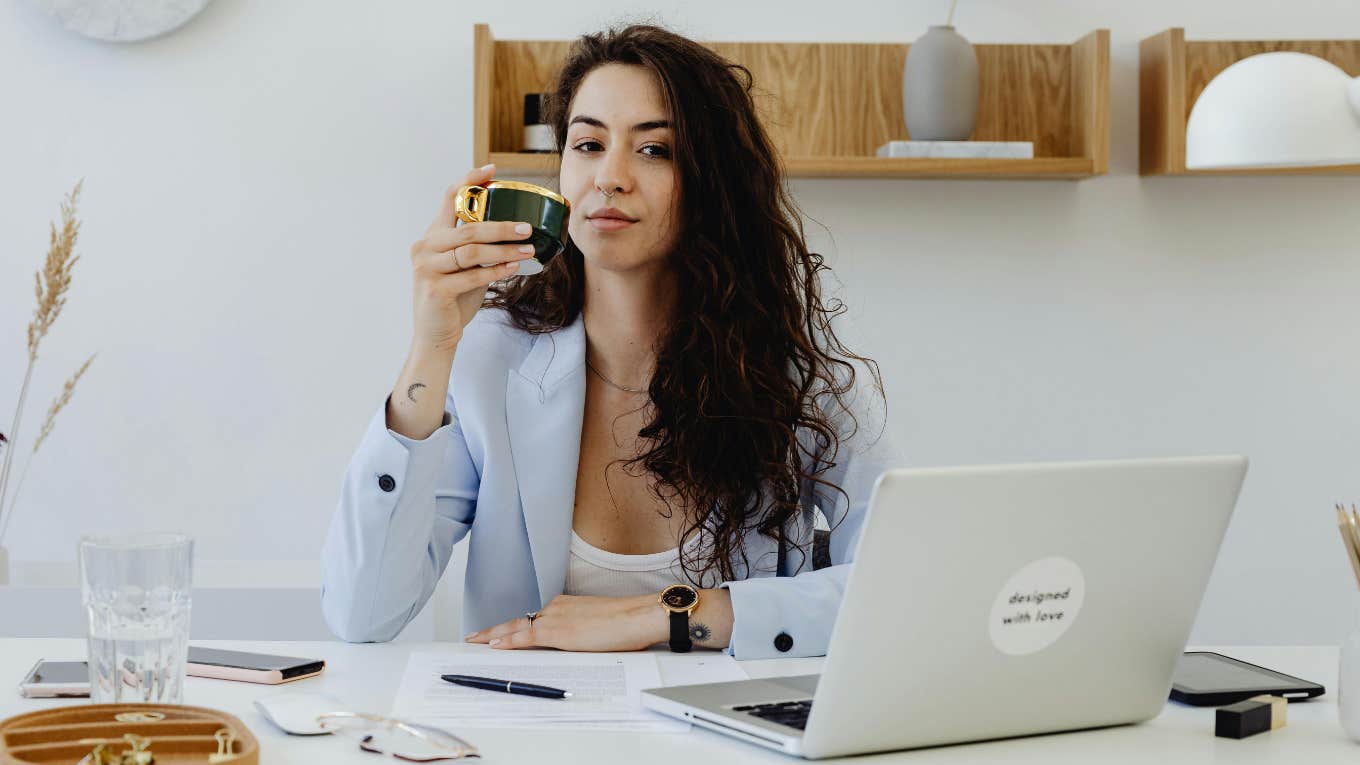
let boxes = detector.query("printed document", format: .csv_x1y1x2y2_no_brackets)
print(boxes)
390,649,745,732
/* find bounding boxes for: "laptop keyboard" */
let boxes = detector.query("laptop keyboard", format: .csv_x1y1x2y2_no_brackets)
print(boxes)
732,700,813,730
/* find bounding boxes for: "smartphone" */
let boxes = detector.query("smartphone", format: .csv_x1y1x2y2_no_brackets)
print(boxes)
186,647,325,685
1170,651,1326,706
18,659,91,698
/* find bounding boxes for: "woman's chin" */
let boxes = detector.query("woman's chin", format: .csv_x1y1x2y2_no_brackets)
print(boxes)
579,247,663,273
573,227,676,272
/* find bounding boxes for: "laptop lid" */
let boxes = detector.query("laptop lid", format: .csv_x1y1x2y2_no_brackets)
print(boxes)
800,455,1247,759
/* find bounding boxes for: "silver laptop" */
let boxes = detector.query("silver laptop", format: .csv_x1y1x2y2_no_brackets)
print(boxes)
642,455,1248,759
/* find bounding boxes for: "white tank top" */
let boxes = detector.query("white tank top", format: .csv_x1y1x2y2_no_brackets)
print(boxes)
562,529,705,598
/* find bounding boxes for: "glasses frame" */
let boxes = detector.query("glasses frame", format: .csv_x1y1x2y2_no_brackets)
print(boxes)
316,711,480,761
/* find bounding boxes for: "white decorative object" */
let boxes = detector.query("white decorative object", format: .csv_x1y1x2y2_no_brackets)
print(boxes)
27,0,212,43
877,140,1033,159
1186,51,1360,170
902,25,979,141
1340,600,1360,741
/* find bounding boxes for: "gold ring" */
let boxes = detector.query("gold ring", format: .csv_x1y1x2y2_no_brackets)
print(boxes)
452,250,464,270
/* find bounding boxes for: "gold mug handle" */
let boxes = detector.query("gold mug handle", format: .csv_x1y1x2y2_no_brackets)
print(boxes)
453,185,487,224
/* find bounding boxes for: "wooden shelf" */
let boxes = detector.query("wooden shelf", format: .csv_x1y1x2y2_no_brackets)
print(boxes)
474,25,1109,181
486,152,1095,180
1140,28,1360,176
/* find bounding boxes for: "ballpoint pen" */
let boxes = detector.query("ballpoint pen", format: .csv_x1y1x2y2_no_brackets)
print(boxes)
441,674,572,699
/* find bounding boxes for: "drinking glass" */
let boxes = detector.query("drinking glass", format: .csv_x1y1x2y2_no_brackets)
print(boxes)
79,532,193,704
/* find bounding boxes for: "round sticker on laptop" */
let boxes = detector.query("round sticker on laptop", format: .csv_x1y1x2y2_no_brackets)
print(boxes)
988,556,1086,656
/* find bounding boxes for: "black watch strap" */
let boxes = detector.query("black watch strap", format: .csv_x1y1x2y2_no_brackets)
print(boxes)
669,610,693,652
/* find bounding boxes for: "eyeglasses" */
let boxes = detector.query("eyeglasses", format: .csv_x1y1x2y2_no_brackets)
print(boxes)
317,712,480,761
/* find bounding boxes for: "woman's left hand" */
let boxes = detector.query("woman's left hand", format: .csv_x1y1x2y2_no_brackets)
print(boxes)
465,594,669,652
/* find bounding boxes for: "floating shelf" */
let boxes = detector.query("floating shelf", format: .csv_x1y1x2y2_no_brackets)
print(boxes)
474,25,1109,180
1139,28,1360,176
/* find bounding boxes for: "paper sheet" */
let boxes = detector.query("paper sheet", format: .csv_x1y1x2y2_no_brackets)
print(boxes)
390,650,746,732
657,652,750,688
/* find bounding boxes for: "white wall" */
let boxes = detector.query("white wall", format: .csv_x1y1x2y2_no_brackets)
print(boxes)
1,0,1358,644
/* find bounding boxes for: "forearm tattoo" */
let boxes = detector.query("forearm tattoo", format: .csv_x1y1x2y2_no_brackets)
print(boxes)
690,622,713,645
406,382,426,403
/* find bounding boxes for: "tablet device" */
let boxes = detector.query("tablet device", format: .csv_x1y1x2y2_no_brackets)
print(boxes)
1170,651,1325,706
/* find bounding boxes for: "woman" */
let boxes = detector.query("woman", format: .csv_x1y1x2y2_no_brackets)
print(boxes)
321,24,903,659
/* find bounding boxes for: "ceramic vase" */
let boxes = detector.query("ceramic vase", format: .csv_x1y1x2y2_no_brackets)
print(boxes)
902,25,979,141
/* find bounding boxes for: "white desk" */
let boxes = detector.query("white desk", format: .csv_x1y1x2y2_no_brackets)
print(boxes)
2,639,1355,763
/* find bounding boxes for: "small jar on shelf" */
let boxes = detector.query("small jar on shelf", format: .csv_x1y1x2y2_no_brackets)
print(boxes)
521,93,555,154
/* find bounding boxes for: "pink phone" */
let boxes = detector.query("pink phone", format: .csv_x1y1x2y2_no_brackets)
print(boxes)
186,647,325,685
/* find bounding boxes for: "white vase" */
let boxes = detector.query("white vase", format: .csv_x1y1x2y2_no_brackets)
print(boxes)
1340,600,1360,740
902,25,979,141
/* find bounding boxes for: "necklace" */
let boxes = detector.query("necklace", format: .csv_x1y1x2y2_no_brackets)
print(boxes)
585,356,649,394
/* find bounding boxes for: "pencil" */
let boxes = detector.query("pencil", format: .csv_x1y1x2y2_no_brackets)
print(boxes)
1339,505,1360,590
1347,505,1360,581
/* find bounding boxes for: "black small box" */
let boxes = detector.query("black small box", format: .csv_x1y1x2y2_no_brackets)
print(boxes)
1215,696,1283,739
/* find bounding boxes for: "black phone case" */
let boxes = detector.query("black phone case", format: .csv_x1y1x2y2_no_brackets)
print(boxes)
185,648,324,679
1169,651,1325,706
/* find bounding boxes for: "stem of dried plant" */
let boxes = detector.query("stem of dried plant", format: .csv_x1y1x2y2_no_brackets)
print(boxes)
0,354,96,544
0,181,92,549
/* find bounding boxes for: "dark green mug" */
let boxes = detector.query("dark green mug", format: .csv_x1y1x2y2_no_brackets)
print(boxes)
454,180,570,275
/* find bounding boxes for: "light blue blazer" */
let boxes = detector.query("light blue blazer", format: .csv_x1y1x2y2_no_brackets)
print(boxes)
320,308,904,659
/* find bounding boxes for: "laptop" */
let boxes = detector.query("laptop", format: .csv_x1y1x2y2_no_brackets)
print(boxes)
642,455,1249,759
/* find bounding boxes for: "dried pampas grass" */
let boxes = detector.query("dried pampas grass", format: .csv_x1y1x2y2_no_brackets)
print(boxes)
0,181,97,546
27,181,83,360
33,353,97,455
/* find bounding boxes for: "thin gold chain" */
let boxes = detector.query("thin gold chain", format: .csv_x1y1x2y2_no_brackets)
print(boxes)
585,356,648,394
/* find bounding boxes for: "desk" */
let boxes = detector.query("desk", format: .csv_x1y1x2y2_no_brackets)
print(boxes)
2,639,1355,763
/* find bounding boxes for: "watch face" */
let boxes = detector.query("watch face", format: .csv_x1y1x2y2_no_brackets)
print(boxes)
662,585,697,610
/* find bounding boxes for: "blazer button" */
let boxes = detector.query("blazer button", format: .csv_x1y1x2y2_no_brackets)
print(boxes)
377,474,396,492
773,632,793,653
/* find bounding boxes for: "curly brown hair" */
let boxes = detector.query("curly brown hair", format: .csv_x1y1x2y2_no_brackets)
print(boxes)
484,23,887,584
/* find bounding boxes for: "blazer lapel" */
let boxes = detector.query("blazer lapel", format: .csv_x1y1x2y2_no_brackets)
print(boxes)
505,314,586,608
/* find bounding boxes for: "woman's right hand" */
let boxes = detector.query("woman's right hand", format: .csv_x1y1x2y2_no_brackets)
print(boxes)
408,164,537,354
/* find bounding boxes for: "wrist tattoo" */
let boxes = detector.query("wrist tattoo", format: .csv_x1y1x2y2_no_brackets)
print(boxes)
406,382,427,403
689,622,712,644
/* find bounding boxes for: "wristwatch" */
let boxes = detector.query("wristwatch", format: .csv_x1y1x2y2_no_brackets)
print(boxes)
659,584,701,652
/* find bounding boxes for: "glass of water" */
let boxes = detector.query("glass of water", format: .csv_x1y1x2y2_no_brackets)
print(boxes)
79,532,193,704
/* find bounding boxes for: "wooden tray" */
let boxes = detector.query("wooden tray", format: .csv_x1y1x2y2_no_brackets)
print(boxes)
0,704,258,764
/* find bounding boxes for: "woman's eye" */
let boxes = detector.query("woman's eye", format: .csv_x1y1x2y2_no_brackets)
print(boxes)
570,141,670,159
